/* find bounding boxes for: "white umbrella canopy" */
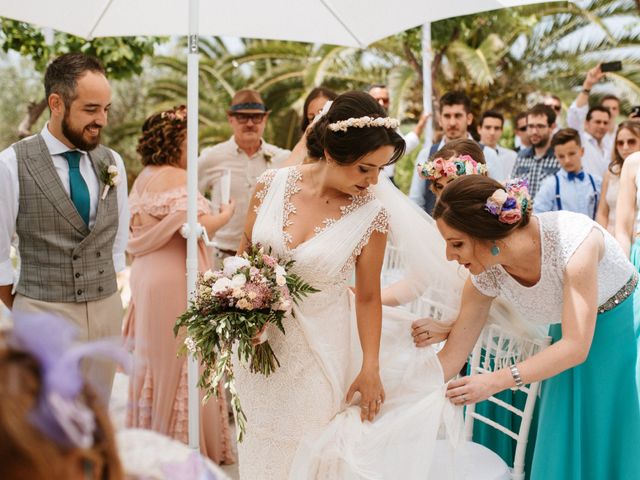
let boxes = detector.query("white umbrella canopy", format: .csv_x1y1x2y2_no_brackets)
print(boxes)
1,0,559,45
0,0,565,451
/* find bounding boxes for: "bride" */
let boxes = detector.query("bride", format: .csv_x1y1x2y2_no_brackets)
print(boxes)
234,91,466,479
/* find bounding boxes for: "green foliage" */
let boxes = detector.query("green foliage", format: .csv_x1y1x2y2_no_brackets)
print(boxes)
0,19,163,78
174,244,318,441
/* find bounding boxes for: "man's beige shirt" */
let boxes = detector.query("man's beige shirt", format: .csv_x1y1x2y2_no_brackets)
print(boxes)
198,136,289,251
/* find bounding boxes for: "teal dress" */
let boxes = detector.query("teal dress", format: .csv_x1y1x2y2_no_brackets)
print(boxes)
471,361,538,478
471,211,640,480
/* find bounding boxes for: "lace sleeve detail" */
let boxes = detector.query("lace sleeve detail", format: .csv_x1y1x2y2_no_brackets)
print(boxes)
471,269,501,298
254,169,278,212
340,206,389,275
130,187,211,217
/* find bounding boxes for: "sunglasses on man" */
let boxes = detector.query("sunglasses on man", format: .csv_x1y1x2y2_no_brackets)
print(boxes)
231,113,267,124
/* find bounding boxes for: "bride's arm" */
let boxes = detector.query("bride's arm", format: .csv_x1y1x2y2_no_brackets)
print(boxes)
436,278,493,381
346,229,387,422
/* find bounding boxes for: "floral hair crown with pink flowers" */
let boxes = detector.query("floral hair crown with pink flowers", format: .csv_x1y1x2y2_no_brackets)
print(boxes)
484,178,531,224
417,154,488,181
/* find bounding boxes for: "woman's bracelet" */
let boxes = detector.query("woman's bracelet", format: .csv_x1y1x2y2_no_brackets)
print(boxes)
510,364,524,390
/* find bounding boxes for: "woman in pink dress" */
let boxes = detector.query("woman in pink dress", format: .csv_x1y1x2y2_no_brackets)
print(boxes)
124,106,235,464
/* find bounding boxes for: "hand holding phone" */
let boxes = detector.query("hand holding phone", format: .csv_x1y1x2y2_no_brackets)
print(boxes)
601,61,622,73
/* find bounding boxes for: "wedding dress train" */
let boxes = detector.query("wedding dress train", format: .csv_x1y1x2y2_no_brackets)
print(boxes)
233,167,464,479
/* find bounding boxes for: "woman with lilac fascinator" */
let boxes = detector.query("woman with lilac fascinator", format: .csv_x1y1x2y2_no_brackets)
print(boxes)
0,312,127,480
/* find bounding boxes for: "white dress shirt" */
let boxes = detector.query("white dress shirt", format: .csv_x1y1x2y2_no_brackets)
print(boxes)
567,100,614,169
580,131,610,178
0,124,129,285
198,136,289,251
495,146,517,181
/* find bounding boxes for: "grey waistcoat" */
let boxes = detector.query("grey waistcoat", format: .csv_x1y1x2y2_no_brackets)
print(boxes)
14,134,119,303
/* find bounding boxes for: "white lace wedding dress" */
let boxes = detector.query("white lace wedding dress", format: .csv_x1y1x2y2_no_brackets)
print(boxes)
233,166,462,480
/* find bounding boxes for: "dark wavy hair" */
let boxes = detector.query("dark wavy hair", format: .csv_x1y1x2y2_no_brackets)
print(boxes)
301,87,338,132
137,106,187,167
433,175,532,240
306,91,405,166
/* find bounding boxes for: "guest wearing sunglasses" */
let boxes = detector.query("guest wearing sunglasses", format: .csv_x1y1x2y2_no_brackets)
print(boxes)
198,90,290,265
514,111,531,154
544,94,564,130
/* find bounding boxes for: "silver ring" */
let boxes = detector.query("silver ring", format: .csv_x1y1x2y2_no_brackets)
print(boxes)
376,399,382,404
362,405,369,410
460,395,466,402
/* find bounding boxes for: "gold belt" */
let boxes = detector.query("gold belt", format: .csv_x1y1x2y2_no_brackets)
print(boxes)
597,272,638,314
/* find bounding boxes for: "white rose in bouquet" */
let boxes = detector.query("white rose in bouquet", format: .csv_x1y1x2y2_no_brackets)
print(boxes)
223,256,251,277
212,277,232,294
231,273,247,288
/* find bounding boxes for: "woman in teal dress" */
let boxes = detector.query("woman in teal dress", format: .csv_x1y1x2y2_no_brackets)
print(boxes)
405,141,540,475
431,175,640,479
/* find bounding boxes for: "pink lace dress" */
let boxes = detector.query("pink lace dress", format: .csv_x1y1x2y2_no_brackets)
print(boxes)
124,167,234,464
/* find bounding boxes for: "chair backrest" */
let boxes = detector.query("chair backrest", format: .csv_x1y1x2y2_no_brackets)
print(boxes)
381,242,404,287
464,324,551,479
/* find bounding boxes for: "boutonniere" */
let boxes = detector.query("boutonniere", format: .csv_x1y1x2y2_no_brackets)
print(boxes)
99,163,120,200
263,150,274,164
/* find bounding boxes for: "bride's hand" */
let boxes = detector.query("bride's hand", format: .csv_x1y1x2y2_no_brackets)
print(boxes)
412,317,452,347
346,367,385,422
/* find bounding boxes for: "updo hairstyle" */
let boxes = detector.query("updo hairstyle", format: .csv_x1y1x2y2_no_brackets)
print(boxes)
433,175,532,240
137,105,187,166
306,91,405,165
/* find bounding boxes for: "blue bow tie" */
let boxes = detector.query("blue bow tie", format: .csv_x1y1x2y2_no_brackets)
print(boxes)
567,171,585,181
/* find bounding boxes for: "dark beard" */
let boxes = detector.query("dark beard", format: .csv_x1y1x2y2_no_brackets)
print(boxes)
61,112,101,151
532,137,549,149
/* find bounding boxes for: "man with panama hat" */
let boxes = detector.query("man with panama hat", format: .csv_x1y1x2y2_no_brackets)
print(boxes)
198,89,289,263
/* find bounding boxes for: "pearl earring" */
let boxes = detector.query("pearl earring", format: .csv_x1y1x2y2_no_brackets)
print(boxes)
491,241,500,256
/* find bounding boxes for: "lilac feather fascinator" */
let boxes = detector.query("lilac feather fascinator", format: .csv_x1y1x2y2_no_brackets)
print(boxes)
8,312,130,449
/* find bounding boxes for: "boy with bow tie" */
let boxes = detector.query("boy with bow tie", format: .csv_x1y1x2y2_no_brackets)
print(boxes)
534,128,601,218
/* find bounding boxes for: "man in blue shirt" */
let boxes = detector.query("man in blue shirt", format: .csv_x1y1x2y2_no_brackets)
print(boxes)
533,128,601,219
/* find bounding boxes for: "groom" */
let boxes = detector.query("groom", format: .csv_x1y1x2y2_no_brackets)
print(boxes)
0,53,129,401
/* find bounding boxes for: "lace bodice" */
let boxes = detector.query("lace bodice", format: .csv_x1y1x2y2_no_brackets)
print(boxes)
472,211,635,324
253,166,389,289
129,186,211,218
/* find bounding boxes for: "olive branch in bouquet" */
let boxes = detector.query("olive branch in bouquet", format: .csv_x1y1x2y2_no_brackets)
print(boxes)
174,244,318,441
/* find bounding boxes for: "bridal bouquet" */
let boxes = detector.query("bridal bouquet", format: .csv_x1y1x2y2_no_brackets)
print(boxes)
174,244,318,440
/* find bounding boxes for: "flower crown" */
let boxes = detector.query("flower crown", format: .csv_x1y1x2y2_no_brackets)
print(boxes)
417,154,487,181
484,178,531,224
328,115,399,132
160,105,187,128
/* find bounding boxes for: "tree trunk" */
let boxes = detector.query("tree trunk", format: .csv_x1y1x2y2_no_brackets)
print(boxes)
17,98,47,139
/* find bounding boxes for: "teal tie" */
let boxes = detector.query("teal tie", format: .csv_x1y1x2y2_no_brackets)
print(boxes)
62,150,91,226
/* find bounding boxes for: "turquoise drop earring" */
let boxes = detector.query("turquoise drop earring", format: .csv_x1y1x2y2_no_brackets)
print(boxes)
491,241,500,256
